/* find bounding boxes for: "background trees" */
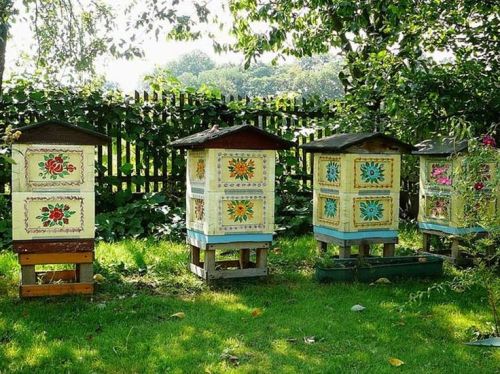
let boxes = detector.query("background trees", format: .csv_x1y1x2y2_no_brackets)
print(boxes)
143,51,345,99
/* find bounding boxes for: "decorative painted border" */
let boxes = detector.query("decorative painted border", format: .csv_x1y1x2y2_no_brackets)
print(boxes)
217,152,268,188
353,157,394,189
424,158,453,190
318,156,341,187
423,195,451,222
25,147,85,188
352,196,394,228
317,193,340,226
24,196,85,234
218,194,267,232
189,150,206,186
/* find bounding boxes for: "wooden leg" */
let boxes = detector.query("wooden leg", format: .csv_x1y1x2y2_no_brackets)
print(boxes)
451,239,460,260
21,265,36,285
359,244,370,257
239,249,250,269
204,250,216,273
422,233,431,252
316,241,328,253
383,243,395,257
339,246,351,259
256,248,267,269
190,245,201,266
78,263,93,283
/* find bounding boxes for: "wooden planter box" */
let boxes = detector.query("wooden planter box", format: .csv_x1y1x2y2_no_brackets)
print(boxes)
315,255,444,283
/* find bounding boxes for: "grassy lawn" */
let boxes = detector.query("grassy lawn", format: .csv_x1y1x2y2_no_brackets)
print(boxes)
0,229,499,373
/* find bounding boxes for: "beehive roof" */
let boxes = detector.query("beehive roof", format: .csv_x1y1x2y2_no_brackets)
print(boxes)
15,120,110,145
170,124,295,150
300,132,413,153
413,138,468,155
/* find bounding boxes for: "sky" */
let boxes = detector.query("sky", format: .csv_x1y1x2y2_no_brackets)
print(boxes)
6,0,248,92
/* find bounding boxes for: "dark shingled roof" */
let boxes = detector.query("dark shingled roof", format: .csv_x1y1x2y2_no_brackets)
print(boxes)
413,138,468,155
15,120,110,145
169,124,295,150
300,132,413,153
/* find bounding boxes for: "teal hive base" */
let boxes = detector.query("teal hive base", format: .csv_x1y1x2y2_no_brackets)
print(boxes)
313,225,398,258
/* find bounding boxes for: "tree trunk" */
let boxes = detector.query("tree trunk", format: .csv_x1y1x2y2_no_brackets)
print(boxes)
0,24,7,95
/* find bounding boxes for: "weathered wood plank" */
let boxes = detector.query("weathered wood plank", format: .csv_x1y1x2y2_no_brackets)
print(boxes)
20,283,93,297
19,252,94,265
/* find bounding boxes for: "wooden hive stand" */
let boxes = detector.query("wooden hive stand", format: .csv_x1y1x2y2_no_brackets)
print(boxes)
14,240,94,298
315,233,397,258
188,237,269,281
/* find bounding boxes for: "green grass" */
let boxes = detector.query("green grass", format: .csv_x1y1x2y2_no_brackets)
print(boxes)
0,234,499,373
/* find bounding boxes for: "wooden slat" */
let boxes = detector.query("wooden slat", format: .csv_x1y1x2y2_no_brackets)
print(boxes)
13,239,94,254
19,252,94,265
39,270,77,283
116,119,123,191
20,283,93,297
144,91,151,193
135,90,142,193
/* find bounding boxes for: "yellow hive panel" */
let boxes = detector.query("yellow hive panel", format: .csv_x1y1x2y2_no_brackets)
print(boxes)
186,190,275,236
202,149,276,193
351,155,399,191
313,190,346,230
187,150,208,190
12,192,94,240
314,190,399,232
315,155,342,188
351,194,398,231
11,144,95,192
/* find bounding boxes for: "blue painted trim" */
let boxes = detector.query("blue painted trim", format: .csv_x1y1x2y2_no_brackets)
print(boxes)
313,226,398,240
419,222,486,235
187,229,273,244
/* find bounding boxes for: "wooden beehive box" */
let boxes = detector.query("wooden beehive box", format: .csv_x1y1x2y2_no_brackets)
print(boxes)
171,125,293,280
414,138,498,235
11,120,109,297
301,133,413,252
171,125,293,247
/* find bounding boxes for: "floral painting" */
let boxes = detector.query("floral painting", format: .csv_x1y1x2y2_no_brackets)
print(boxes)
227,200,254,222
324,198,338,218
228,158,255,181
194,199,204,221
38,153,76,180
195,159,205,180
359,200,384,221
325,161,340,183
429,197,449,220
35,203,76,227
430,163,452,186
360,161,385,184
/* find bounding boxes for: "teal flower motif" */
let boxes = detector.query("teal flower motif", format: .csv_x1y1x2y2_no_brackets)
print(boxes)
324,198,337,218
360,200,384,221
360,161,385,183
326,161,340,183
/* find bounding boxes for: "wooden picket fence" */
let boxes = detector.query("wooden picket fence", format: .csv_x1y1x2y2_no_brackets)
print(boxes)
0,90,419,216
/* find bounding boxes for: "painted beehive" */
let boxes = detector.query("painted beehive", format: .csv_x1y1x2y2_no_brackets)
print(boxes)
171,125,293,247
414,138,498,235
301,133,413,252
11,120,109,297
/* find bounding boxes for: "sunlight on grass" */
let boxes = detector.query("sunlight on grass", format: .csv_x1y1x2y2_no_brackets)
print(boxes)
1,231,499,373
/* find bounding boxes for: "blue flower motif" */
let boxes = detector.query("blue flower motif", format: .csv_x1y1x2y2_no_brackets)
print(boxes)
360,161,385,183
360,200,384,221
324,198,338,218
326,161,340,183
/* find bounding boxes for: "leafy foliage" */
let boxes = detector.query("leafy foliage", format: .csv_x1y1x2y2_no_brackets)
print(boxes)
95,193,185,243
0,195,11,250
